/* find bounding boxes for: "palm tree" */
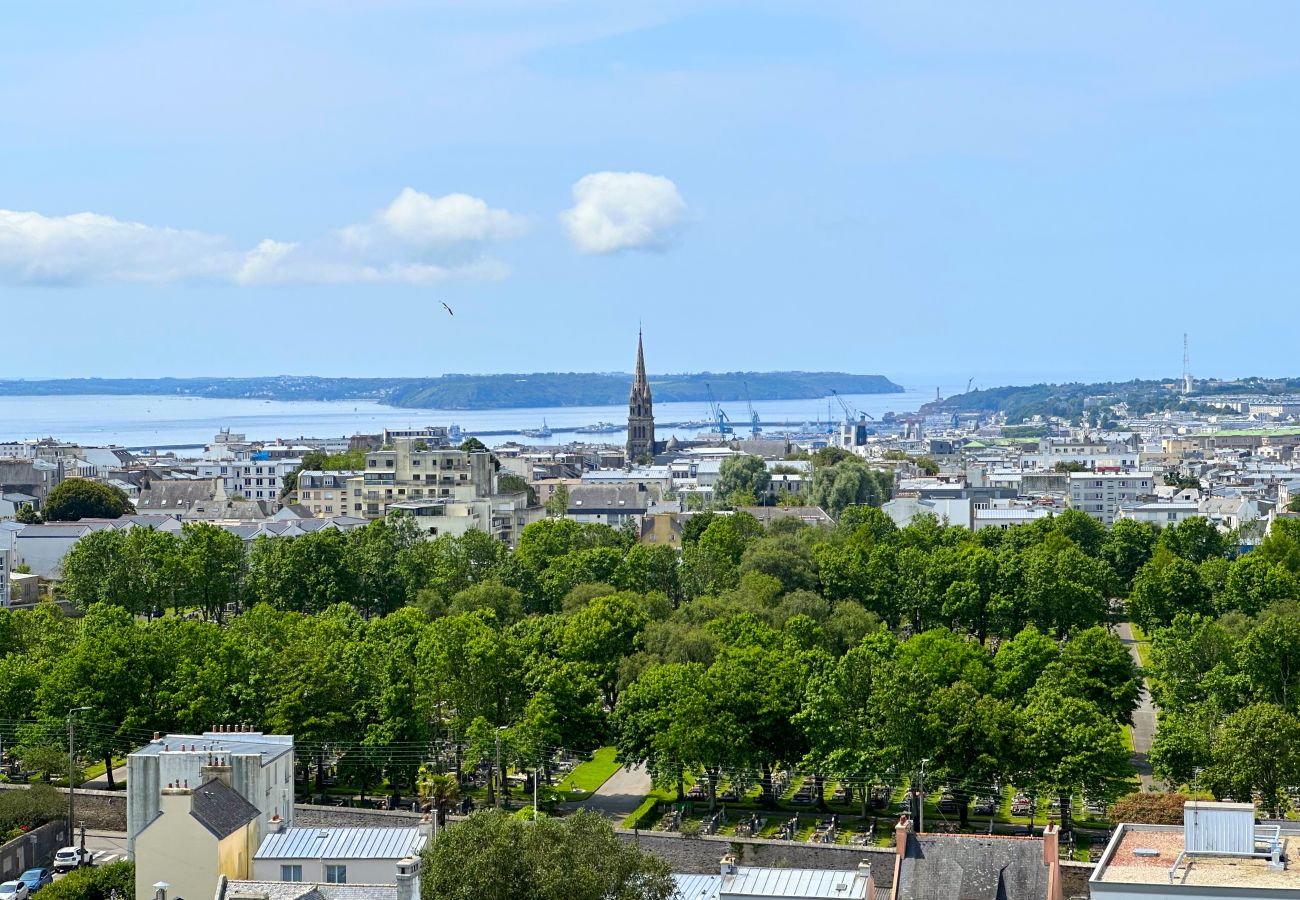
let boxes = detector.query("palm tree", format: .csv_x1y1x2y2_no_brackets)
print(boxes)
419,767,462,824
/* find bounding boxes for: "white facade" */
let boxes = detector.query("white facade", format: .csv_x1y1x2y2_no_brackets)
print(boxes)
197,458,303,502
1068,472,1157,525
1117,501,1201,527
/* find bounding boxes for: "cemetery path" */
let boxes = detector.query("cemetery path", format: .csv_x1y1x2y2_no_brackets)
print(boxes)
583,763,652,821
1116,621,1161,791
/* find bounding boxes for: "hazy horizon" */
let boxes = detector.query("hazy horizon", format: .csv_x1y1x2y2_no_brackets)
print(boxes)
4,3,1298,382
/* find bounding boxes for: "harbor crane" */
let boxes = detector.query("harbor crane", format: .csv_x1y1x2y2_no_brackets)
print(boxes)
705,383,734,434
831,389,874,424
743,381,761,437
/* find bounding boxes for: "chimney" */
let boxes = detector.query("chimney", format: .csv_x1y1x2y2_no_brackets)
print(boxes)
395,857,421,900
265,814,285,835
720,854,738,877
202,759,233,788
896,814,913,858
1042,823,1058,865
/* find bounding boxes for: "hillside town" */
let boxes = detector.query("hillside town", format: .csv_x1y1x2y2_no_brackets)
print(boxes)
4,338,1300,899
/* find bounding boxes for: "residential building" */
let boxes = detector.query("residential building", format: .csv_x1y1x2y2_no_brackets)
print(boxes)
1090,800,1298,899
197,458,303,503
127,727,295,861
1068,471,1157,525
737,505,834,527
133,775,260,900
890,815,1063,900
626,330,656,462
883,496,973,529
639,511,684,547
567,483,654,527
387,493,537,544
295,470,364,517
252,826,426,885
672,855,874,900
218,857,420,900
1029,435,1139,471
349,440,495,519
1117,500,1202,527
0,458,63,510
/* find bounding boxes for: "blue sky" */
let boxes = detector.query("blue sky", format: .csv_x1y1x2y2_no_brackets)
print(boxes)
2,2,1297,387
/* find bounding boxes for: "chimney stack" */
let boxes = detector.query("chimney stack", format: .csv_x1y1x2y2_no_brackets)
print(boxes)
896,814,913,858
1042,823,1059,866
395,857,421,900
720,854,738,877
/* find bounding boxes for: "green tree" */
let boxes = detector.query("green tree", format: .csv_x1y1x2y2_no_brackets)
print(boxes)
43,478,131,521
14,502,40,524
544,483,569,518
498,473,537,506
36,860,134,900
178,521,245,622
1101,519,1160,592
715,455,771,507
1200,703,1300,818
1127,556,1212,633
420,808,674,900
1157,517,1229,564
1018,691,1132,833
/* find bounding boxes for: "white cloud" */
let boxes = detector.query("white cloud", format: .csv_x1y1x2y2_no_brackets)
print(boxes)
560,172,687,254
0,188,527,287
0,209,239,284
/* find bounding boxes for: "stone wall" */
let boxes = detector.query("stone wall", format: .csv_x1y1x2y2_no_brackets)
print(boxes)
615,830,1095,899
0,820,68,879
0,783,127,831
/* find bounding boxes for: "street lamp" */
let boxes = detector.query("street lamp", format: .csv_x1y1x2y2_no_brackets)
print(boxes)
67,706,92,854
495,726,508,809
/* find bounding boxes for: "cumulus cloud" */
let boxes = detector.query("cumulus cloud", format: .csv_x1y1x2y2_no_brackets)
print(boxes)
0,188,528,287
560,172,687,254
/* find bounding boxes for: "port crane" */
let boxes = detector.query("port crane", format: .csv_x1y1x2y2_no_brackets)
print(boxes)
743,381,761,437
831,389,874,425
705,383,734,434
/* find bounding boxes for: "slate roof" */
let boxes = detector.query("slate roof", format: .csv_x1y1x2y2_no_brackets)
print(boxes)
190,778,261,839
220,882,399,900
895,833,1050,900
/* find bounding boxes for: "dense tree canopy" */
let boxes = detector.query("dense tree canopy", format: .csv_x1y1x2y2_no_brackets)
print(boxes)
43,478,131,521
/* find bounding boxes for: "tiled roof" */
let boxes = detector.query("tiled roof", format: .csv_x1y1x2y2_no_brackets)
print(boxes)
190,779,260,839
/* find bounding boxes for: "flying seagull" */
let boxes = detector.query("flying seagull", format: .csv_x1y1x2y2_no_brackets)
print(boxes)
441,302,454,316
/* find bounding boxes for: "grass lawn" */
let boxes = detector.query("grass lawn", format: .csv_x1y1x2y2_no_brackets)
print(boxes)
557,747,621,801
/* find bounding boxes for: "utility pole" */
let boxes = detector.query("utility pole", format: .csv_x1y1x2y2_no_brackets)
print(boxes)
495,726,508,809
67,706,92,855
917,758,929,835
533,766,539,822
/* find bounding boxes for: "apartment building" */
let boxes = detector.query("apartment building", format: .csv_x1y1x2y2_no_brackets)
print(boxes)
197,458,302,502
348,440,496,519
1068,471,1157,525
295,470,363,517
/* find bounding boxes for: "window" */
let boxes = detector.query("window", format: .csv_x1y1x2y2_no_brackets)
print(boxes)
325,865,347,883
386,459,395,468
281,864,303,881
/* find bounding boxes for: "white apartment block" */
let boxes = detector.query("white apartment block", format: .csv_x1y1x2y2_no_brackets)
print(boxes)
198,458,303,503
1068,472,1157,525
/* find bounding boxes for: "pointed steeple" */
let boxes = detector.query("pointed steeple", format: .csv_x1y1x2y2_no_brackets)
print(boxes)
633,328,648,390
627,328,655,461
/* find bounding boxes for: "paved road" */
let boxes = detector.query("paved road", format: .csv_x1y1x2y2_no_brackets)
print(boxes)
579,764,652,820
82,765,127,791
51,830,128,882
1116,621,1161,790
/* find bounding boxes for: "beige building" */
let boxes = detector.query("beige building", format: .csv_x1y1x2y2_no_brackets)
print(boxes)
295,470,363,517
348,441,495,520
134,777,259,900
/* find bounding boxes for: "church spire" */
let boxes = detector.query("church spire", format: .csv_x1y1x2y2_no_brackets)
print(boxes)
627,328,655,462
633,328,647,389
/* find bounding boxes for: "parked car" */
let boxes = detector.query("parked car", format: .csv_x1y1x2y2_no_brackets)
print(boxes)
17,870,52,892
52,847,94,871
0,881,30,900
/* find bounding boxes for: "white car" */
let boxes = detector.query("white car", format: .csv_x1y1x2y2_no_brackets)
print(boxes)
52,846,95,871
0,881,30,900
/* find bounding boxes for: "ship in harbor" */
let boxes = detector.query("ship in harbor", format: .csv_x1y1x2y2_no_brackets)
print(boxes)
521,419,553,439
573,421,622,434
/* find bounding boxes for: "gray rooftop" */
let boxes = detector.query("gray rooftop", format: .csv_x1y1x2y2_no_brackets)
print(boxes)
896,833,1050,900
673,866,872,900
190,778,261,839
130,731,294,765
255,826,425,861
220,881,399,900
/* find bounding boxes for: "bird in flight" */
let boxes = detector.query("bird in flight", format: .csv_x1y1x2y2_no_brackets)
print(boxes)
441,302,454,316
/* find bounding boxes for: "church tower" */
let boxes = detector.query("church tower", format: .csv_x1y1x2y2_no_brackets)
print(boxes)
626,330,655,462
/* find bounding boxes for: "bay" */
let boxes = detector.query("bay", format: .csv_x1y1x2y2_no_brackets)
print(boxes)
0,387,937,451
